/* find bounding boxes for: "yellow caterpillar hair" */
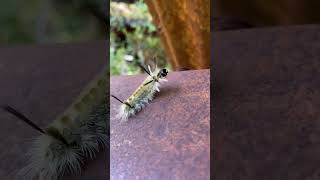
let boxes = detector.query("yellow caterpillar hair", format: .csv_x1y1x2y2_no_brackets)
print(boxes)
111,64,168,121
3,67,108,180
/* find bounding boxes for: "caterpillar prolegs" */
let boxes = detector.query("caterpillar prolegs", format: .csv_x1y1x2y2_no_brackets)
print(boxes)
3,66,108,180
111,64,168,121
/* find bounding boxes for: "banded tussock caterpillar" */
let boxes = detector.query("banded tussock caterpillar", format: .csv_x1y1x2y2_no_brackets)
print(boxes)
3,66,108,180
111,63,168,121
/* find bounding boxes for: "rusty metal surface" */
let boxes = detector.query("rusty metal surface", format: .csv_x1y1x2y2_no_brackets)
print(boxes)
212,25,320,179
110,69,210,180
0,41,108,180
145,0,210,70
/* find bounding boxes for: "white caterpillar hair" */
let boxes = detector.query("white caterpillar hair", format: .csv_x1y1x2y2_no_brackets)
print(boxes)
20,103,107,180
112,64,168,122
4,68,108,180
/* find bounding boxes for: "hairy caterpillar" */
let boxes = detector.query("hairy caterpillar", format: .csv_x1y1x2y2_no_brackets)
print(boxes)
111,64,168,121
3,67,108,180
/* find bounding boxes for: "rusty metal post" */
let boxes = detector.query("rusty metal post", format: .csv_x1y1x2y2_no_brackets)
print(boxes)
145,0,210,70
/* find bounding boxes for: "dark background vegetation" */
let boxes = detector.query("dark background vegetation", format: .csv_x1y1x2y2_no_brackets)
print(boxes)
110,0,168,75
0,0,167,75
0,0,107,46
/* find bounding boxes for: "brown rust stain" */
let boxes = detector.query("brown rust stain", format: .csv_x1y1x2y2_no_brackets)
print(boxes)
110,70,210,180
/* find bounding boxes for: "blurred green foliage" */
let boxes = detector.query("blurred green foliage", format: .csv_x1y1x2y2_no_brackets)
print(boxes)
110,0,169,76
0,0,167,75
0,0,106,45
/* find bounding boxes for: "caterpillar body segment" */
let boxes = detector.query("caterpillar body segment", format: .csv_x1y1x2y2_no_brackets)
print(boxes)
51,67,108,132
7,66,109,180
112,65,168,121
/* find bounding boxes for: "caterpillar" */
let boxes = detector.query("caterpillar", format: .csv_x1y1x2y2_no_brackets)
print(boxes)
111,64,168,121
3,66,108,180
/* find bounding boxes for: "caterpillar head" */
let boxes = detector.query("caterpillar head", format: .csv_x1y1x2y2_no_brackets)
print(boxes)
157,69,168,79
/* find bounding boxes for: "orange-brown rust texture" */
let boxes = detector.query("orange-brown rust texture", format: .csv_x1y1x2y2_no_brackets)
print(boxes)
145,0,210,70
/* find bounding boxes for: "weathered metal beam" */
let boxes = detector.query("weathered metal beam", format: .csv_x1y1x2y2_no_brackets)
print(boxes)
145,0,210,70
110,69,210,179
213,25,320,179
